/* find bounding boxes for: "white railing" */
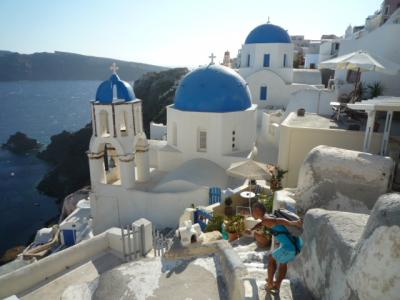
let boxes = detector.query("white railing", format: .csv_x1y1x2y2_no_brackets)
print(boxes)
121,225,142,262
152,228,174,256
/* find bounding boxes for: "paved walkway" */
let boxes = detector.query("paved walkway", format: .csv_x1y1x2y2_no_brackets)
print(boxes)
92,255,228,300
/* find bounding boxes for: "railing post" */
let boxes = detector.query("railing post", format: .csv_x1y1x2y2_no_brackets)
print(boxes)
126,225,132,262
121,226,127,262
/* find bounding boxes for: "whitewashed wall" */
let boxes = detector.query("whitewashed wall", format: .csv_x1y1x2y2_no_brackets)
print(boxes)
304,54,320,69
285,88,335,117
162,105,257,170
90,185,209,234
150,122,167,140
278,113,388,187
239,43,294,83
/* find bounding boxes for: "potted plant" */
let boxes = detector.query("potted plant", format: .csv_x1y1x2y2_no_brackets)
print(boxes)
270,167,288,193
224,215,245,242
224,197,234,216
205,215,224,233
367,81,384,98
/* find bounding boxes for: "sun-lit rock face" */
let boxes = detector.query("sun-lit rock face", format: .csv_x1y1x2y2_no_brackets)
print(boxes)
295,145,394,214
290,193,400,300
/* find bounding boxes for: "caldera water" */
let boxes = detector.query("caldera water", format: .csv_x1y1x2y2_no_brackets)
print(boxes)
0,80,100,256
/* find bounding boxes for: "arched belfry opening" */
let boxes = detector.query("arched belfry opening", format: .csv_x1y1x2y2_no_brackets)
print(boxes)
99,110,110,137
103,143,121,185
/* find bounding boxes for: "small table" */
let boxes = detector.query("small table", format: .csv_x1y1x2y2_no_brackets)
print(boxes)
238,191,256,215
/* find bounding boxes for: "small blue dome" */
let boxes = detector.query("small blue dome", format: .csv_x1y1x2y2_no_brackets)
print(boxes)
245,23,291,44
174,65,252,113
95,73,135,104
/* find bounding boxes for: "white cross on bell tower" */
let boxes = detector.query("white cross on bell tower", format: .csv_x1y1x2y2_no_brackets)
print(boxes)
110,62,119,74
209,53,216,65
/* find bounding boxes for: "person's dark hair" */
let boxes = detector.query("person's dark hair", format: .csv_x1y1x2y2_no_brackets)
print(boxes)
252,202,266,214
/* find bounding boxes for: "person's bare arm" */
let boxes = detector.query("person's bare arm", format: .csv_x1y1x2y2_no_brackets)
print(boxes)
262,215,303,228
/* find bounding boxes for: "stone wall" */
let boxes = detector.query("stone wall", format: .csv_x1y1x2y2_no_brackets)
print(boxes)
294,145,394,214
289,193,400,300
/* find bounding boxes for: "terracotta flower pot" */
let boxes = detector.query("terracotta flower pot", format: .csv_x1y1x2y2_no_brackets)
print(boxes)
254,231,271,248
224,206,234,217
228,232,240,242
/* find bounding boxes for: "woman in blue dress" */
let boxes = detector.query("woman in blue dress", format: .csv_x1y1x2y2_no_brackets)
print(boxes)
249,202,303,294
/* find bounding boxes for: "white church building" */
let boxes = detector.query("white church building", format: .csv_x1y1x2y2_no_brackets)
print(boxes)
87,63,258,233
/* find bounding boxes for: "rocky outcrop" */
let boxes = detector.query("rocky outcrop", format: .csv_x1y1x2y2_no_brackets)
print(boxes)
37,124,92,199
294,145,394,214
2,132,41,154
290,193,400,300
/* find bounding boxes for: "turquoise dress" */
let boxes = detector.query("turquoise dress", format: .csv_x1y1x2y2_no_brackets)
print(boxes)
271,224,303,264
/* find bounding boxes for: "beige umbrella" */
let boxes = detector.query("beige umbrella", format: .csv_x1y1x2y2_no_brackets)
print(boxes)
227,160,272,184
227,160,272,215
319,50,400,75
320,50,400,102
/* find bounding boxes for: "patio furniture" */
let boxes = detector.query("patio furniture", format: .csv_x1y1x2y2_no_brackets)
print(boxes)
236,191,256,216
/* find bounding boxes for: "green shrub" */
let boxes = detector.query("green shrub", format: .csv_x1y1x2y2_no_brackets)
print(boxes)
205,215,224,232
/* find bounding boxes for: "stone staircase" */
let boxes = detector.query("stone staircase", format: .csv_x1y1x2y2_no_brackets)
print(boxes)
231,236,295,300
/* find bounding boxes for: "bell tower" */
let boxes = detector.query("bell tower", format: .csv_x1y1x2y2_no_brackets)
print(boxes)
87,63,149,190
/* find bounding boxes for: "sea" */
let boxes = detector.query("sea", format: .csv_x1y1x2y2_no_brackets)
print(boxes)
0,80,100,256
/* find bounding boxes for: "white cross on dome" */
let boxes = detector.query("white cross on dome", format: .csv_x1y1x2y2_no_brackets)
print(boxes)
110,62,119,74
208,53,216,65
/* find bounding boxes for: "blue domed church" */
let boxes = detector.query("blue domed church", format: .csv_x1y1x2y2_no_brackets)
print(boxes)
157,64,257,171
238,22,295,111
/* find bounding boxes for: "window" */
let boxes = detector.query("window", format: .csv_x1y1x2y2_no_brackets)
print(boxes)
232,130,237,151
198,130,207,152
346,70,360,83
247,54,251,67
119,111,128,136
172,122,177,146
384,5,390,15
99,110,110,137
283,54,287,67
263,54,270,67
260,86,268,101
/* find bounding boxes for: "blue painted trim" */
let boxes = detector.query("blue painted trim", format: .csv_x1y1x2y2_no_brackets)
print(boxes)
260,86,267,101
263,54,270,67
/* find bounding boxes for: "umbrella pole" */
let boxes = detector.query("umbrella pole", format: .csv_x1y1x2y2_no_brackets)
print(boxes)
353,68,361,103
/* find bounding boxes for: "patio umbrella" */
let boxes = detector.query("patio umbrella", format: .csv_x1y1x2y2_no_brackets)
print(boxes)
319,50,400,102
320,50,400,75
226,160,272,183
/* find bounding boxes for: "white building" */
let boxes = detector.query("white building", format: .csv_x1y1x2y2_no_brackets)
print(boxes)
236,22,332,164
87,64,257,233
334,7,400,97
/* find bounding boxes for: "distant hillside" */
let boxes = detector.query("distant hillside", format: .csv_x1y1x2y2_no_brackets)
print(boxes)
0,51,167,81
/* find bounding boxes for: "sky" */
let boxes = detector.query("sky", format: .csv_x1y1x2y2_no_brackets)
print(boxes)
0,0,382,67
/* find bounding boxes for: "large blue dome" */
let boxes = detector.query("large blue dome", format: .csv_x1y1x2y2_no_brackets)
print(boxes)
174,65,252,113
245,23,291,44
95,73,135,104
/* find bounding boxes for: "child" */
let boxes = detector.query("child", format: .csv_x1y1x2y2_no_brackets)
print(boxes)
249,202,303,294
